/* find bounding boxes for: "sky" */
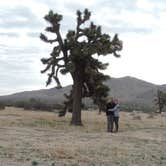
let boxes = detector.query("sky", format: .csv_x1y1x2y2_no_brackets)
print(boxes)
0,0,166,95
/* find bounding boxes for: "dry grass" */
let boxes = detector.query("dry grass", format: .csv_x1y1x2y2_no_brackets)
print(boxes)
0,107,166,166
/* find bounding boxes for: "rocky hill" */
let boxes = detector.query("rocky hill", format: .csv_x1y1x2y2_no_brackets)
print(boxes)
1,76,166,111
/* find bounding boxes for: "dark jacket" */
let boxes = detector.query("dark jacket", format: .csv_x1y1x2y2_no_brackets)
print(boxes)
106,101,116,116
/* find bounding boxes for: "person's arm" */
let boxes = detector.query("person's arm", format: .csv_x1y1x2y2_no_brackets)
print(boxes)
108,106,116,112
116,104,120,110
109,104,119,112
115,104,120,115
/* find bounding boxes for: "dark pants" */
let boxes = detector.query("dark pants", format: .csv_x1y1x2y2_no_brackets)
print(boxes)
113,117,119,132
107,115,114,132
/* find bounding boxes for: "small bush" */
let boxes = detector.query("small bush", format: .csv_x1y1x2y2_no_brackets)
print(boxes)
14,101,26,108
31,160,39,166
0,102,5,110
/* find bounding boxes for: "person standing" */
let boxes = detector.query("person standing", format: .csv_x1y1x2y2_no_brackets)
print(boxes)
106,98,116,132
113,99,120,132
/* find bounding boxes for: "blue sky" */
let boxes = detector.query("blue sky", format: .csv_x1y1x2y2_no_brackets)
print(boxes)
0,0,166,95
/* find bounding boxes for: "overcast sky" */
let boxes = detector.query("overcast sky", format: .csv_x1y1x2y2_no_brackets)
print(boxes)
0,0,166,95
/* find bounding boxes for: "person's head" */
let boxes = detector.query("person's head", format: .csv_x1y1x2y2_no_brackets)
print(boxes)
114,99,119,104
107,97,113,104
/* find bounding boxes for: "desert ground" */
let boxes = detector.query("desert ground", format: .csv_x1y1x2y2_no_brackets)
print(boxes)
0,107,166,166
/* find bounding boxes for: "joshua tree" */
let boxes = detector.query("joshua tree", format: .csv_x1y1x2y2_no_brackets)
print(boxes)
155,90,166,113
40,9,122,125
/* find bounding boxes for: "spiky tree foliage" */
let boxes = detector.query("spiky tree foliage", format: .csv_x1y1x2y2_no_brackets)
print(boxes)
40,9,123,125
59,89,73,117
84,69,110,113
155,90,166,113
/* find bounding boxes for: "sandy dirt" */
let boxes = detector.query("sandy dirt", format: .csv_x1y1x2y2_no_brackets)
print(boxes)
0,107,166,166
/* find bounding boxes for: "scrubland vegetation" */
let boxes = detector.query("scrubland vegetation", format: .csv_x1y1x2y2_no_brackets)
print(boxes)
0,107,166,166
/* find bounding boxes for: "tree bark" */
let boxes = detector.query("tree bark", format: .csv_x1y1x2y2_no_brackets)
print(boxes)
71,71,83,126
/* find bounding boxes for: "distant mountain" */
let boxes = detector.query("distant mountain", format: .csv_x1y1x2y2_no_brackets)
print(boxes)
1,76,166,111
106,76,158,105
0,85,72,105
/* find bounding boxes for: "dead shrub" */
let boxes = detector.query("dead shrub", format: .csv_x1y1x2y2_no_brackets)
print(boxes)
132,115,141,120
0,103,5,110
147,114,155,119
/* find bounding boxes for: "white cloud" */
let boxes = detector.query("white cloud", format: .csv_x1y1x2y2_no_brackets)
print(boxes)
158,13,166,30
0,0,166,95
136,0,153,10
102,30,166,85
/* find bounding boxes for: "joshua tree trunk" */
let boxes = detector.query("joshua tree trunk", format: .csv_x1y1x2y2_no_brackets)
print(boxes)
71,70,83,125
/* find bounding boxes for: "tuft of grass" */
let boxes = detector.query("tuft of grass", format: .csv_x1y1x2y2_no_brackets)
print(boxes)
132,115,142,120
31,160,39,166
70,164,79,166
147,114,155,119
51,162,56,166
